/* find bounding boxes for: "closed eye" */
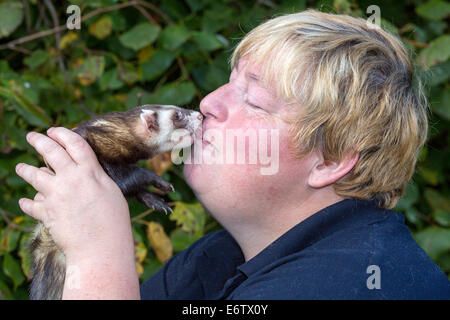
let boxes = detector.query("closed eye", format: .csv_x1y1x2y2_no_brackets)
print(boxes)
245,100,262,110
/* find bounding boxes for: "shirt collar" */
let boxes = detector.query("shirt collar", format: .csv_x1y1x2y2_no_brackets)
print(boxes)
236,198,391,277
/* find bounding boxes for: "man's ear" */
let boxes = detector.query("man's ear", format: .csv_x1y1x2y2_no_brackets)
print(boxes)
308,150,359,189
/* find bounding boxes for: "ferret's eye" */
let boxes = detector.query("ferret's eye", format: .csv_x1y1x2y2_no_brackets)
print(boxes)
173,112,182,121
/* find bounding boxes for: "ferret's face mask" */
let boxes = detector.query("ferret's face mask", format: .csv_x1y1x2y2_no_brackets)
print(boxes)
139,106,202,155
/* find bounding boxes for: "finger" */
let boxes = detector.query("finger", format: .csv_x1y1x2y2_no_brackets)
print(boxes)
34,192,45,201
47,127,100,168
18,198,45,222
16,163,53,195
26,131,75,173
40,166,55,176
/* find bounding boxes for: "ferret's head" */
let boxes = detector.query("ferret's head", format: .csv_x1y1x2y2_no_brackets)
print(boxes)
135,104,203,155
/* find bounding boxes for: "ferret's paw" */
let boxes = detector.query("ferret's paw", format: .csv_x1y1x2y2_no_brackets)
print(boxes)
152,199,173,215
152,180,174,194
137,191,173,214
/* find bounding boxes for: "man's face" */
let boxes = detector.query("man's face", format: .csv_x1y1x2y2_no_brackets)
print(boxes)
184,58,315,226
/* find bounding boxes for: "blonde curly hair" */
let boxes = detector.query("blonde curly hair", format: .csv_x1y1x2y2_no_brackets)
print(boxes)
231,9,428,209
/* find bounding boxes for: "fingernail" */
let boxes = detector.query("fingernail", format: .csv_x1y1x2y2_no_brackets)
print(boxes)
20,199,29,211
26,132,35,140
16,163,23,172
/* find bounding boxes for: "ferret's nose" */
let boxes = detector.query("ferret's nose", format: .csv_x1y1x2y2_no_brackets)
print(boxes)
197,113,203,121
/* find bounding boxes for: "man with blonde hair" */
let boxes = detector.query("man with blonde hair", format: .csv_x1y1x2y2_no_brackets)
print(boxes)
16,10,450,299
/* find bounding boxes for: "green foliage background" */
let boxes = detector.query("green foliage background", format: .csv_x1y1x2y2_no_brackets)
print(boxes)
0,0,449,299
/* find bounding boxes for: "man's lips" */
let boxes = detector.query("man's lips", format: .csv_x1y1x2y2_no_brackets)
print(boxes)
201,123,213,145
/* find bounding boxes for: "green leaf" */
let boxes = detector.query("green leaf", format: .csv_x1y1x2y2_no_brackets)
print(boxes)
380,18,399,36
158,25,191,50
431,89,450,121
186,0,210,12
167,190,183,202
99,68,124,91
418,35,450,67
395,182,419,211
18,234,33,280
126,87,152,109
436,252,450,272
0,277,13,300
3,254,25,289
108,11,126,31
119,23,161,51
75,56,105,86
0,229,21,254
169,202,206,235
141,257,163,281
433,210,450,227
333,0,351,14
276,0,307,13
23,50,50,70
147,82,196,106
191,32,224,51
170,228,201,252
0,60,11,73
0,86,50,127
424,188,450,212
202,5,233,33
117,62,140,85
416,0,450,21
404,207,422,226
88,16,113,40
0,1,23,38
414,227,450,260
428,60,450,86
192,64,228,92
419,166,440,186
141,50,176,81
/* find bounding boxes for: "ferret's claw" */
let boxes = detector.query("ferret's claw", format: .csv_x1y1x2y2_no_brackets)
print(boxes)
137,191,171,214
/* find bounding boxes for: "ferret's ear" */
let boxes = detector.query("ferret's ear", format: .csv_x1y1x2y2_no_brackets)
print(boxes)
140,110,158,131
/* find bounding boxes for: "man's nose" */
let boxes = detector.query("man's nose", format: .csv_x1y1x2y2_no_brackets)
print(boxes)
199,85,228,121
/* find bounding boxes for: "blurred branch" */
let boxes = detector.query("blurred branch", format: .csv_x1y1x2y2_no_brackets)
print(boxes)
0,0,176,52
38,0,52,29
44,0,69,82
0,207,33,232
402,38,429,48
131,208,154,222
22,0,32,33
398,23,414,35
0,1,141,51
135,0,174,25
9,45,32,55
133,4,157,24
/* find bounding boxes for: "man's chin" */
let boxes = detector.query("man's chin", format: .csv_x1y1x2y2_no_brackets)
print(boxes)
183,162,215,192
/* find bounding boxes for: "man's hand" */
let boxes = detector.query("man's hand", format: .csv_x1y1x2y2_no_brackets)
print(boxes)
15,127,139,299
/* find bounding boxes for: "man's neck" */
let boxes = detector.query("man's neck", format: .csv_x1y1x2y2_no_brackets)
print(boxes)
225,190,345,261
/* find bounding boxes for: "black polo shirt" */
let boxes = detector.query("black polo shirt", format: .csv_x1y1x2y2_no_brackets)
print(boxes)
140,198,450,299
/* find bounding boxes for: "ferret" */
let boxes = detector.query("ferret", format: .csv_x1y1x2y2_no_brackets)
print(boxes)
28,104,202,300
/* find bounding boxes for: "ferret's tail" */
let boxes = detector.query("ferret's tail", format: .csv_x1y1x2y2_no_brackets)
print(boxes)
29,223,66,300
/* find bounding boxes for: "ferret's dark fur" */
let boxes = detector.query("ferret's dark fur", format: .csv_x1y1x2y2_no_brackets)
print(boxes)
29,105,202,300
